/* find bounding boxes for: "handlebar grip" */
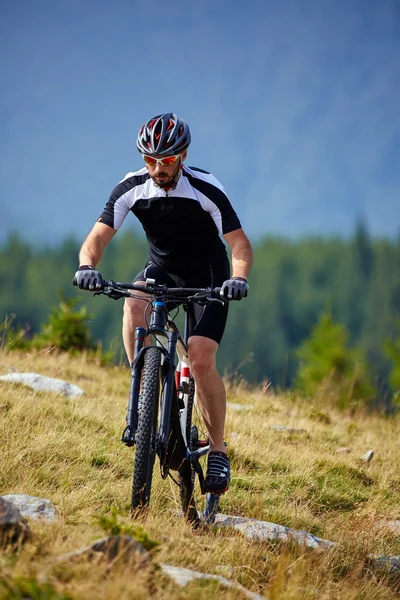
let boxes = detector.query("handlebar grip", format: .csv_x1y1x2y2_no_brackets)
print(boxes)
214,287,222,298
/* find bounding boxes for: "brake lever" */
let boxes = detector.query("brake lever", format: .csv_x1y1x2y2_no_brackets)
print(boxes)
207,296,225,305
188,293,225,306
93,289,129,300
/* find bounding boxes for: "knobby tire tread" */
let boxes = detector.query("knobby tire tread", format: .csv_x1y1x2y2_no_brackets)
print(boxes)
178,375,200,526
179,375,220,525
131,347,161,510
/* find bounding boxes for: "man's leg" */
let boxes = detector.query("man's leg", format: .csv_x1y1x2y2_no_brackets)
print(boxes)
188,335,230,493
188,335,226,452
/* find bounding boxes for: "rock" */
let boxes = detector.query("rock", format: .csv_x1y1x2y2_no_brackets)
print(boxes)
0,497,31,548
213,514,335,551
2,495,57,521
160,563,266,599
367,554,400,581
0,373,84,398
375,520,400,535
268,425,307,434
57,535,150,566
360,450,374,463
336,447,351,454
227,402,254,411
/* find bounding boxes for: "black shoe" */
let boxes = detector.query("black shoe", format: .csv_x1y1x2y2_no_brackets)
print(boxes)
205,451,230,494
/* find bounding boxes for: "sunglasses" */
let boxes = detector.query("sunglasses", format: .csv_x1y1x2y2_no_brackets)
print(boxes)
143,154,181,167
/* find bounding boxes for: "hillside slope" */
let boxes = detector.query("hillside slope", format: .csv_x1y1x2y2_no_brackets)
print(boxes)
0,348,399,599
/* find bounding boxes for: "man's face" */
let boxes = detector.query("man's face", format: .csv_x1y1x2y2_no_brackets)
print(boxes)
144,151,187,188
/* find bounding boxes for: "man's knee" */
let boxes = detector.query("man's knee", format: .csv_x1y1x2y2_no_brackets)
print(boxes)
188,336,218,375
123,295,148,326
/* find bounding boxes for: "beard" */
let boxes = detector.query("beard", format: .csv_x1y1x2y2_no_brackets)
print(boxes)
151,163,181,189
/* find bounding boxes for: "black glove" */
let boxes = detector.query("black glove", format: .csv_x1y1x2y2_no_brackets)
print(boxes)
73,265,104,291
220,277,249,301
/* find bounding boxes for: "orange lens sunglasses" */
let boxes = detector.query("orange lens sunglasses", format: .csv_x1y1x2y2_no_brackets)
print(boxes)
143,154,181,167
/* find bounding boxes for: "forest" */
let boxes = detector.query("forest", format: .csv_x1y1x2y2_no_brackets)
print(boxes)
1,223,399,403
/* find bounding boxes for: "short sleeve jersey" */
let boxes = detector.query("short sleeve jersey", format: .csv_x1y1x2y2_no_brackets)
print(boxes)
98,166,241,272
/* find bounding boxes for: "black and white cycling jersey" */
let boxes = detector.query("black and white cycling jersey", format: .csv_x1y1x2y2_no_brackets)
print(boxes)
98,165,241,272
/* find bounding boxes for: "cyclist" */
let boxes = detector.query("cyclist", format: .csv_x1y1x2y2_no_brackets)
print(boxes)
74,113,253,494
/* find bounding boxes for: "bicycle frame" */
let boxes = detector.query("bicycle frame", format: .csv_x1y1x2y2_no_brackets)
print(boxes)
122,297,209,468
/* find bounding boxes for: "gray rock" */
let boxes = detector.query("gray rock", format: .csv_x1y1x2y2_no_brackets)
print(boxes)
0,497,30,548
367,554,400,580
375,520,400,535
0,373,84,398
213,514,335,550
57,535,150,565
160,563,267,599
2,494,57,521
360,450,374,462
268,425,307,434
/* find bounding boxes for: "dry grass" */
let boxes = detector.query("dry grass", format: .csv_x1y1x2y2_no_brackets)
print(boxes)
0,347,399,599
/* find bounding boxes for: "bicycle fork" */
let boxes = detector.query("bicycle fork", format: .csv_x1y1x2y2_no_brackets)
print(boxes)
121,326,146,447
122,323,178,450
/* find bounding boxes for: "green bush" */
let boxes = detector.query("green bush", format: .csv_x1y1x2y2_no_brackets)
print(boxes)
33,295,96,352
383,321,400,411
295,311,376,410
1,297,114,364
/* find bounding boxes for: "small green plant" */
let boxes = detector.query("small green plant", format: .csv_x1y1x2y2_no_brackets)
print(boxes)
295,311,375,410
94,508,160,551
33,295,95,352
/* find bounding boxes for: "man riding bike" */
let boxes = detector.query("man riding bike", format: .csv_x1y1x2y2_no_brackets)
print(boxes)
74,113,253,494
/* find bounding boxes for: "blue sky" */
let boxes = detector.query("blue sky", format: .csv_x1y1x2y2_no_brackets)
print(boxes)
1,0,399,244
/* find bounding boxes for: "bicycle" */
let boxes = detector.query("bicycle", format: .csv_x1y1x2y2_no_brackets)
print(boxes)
74,276,227,526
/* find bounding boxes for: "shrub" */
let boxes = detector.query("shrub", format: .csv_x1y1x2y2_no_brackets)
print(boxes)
383,321,400,411
1,298,114,365
33,295,96,352
295,311,375,410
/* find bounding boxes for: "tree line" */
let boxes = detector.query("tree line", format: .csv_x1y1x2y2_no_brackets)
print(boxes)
1,224,399,404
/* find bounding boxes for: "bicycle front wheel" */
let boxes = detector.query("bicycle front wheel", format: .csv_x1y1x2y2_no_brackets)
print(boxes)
131,347,161,511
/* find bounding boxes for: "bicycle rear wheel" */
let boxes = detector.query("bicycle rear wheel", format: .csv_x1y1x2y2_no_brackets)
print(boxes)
131,347,161,511
178,376,220,526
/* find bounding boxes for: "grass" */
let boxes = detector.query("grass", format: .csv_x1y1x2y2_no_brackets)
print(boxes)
0,347,399,599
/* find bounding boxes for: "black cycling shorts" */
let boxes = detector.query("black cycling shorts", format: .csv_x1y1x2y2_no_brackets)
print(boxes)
133,259,230,345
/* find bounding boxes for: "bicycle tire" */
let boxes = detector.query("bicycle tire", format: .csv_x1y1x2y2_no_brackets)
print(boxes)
178,376,220,526
131,347,161,511
178,375,199,525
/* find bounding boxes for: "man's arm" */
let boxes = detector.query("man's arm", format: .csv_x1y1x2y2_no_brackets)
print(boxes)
223,229,253,280
79,222,116,267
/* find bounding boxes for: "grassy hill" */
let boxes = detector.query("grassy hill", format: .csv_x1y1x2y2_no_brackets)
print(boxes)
0,348,399,599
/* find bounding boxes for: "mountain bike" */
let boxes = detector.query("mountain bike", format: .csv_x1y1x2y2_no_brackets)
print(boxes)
78,277,226,526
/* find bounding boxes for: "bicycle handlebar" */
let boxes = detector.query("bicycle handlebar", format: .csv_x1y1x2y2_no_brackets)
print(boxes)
73,276,224,302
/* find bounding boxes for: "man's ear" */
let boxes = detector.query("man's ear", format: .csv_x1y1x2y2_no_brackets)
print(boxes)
181,150,187,161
